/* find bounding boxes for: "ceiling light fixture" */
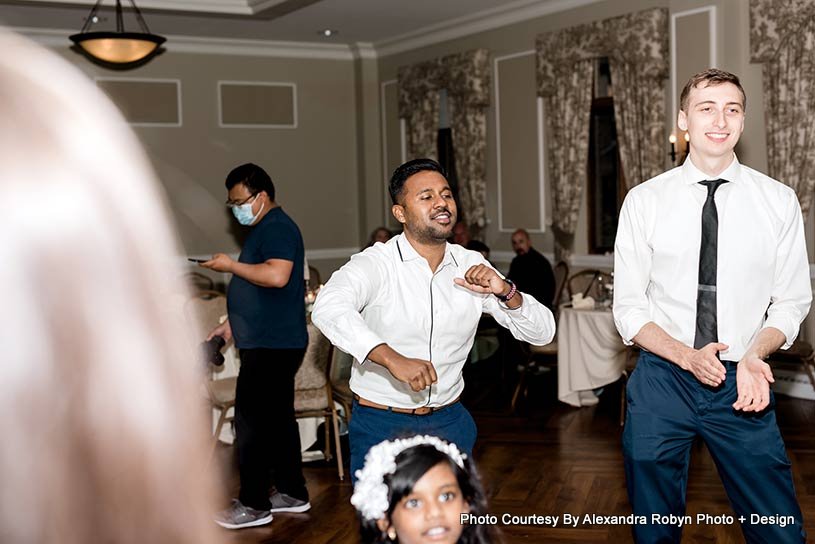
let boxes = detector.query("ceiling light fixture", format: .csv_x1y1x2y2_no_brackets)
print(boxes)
70,0,166,68
318,29,338,37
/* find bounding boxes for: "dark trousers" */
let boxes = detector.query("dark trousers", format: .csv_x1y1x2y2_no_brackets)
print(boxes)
623,351,805,543
235,347,308,510
348,399,478,484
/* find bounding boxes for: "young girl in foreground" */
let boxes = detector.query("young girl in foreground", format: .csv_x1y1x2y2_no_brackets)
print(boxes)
352,435,494,544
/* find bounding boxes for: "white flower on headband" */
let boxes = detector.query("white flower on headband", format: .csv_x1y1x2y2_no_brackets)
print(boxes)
350,435,467,521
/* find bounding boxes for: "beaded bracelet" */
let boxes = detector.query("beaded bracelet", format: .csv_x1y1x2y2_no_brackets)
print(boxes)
496,278,517,302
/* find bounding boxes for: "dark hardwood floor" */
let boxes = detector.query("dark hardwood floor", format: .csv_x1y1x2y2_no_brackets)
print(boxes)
215,366,815,543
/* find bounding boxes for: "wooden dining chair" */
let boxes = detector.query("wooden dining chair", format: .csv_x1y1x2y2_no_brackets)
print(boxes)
510,261,568,412
767,339,815,395
294,324,345,480
566,269,605,300
185,291,237,449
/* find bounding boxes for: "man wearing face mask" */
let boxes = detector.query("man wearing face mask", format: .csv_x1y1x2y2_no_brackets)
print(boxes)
201,163,309,530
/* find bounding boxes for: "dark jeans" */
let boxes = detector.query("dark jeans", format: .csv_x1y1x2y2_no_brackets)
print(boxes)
235,347,308,510
623,351,805,543
348,399,478,484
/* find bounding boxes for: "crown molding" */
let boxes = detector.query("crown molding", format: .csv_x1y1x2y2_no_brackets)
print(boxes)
13,26,356,60
351,42,377,60
16,0,285,16
375,0,605,57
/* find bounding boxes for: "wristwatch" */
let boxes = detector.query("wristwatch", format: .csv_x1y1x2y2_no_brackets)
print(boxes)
496,278,517,302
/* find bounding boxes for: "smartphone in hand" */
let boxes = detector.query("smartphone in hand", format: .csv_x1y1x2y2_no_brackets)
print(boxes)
188,258,207,263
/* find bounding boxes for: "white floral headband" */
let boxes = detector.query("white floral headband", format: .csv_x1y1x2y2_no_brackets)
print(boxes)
351,435,467,521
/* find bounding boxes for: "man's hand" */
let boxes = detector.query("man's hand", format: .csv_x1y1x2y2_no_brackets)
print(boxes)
454,264,509,296
733,355,774,412
200,253,234,273
678,342,728,386
207,319,232,342
385,356,438,392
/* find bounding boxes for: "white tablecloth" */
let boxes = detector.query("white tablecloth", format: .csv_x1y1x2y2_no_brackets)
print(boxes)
558,307,627,407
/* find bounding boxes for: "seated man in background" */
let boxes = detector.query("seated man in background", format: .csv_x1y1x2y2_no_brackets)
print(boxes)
508,228,556,310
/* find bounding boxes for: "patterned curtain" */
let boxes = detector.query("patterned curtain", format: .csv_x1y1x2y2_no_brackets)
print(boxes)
398,64,440,160
397,49,490,238
750,0,815,214
536,7,668,258
608,9,669,190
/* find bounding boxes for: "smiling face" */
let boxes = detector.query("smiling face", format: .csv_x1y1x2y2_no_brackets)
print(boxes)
391,170,457,245
678,81,745,167
383,462,469,544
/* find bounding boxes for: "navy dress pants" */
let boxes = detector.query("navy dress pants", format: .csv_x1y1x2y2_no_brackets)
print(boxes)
348,399,477,484
623,351,805,543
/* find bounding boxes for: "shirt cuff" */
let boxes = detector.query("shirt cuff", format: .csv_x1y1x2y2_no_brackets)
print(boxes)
615,310,650,346
349,330,387,365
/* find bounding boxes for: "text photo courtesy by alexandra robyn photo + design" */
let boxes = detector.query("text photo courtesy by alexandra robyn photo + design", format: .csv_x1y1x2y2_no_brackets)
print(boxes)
460,512,797,529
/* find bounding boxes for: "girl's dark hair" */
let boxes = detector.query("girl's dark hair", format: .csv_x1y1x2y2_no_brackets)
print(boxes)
359,443,495,544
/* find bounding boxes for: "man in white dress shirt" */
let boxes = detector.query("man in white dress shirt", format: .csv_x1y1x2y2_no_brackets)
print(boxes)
312,158,555,481
613,69,810,543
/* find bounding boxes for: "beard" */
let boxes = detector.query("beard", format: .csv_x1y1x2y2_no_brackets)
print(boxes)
407,209,456,245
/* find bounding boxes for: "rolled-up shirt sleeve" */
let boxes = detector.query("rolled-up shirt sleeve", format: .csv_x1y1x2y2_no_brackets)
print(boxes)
613,190,653,345
762,189,812,349
311,254,386,364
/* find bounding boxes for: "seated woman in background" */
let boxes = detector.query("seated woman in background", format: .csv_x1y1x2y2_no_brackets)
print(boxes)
353,436,494,544
365,226,393,248
0,29,219,544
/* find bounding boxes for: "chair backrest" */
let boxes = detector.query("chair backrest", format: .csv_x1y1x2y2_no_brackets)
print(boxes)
295,324,332,391
184,291,239,377
566,269,605,300
552,260,569,309
294,324,334,413
307,265,322,289
185,291,227,338
183,271,214,292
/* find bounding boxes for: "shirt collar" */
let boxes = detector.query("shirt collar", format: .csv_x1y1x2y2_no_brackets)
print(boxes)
681,155,740,185
395,233,458,268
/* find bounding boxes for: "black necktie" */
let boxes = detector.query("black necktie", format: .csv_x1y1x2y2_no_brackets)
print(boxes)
694,179,728,349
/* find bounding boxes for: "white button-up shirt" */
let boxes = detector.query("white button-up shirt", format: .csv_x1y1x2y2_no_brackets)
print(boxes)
312,234,555,408
613,157,812,362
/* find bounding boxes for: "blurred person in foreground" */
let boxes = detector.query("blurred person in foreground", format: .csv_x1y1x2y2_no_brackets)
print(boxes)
0,30,219,544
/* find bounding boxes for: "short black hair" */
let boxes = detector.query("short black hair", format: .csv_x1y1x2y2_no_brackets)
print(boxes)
388,158,446,205
225,163,275,201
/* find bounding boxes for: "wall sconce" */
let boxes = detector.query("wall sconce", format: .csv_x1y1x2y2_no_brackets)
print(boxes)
70,0,165,68
669,133,677,164
669,132,691,165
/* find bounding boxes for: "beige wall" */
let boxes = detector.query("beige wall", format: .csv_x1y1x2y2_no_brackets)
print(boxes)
47,46,361,279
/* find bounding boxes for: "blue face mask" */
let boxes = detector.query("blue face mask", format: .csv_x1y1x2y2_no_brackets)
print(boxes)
231,194,264,225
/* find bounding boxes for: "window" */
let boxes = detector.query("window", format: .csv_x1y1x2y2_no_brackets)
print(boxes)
587,58,625,254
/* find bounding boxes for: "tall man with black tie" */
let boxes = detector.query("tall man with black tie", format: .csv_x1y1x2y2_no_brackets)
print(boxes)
613,69,811,543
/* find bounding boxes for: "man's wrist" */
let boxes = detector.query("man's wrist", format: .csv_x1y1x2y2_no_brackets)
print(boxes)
496,279,516,301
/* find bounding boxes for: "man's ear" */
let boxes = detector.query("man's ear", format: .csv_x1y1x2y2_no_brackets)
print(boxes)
677,110,688,131
392,204,406,224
